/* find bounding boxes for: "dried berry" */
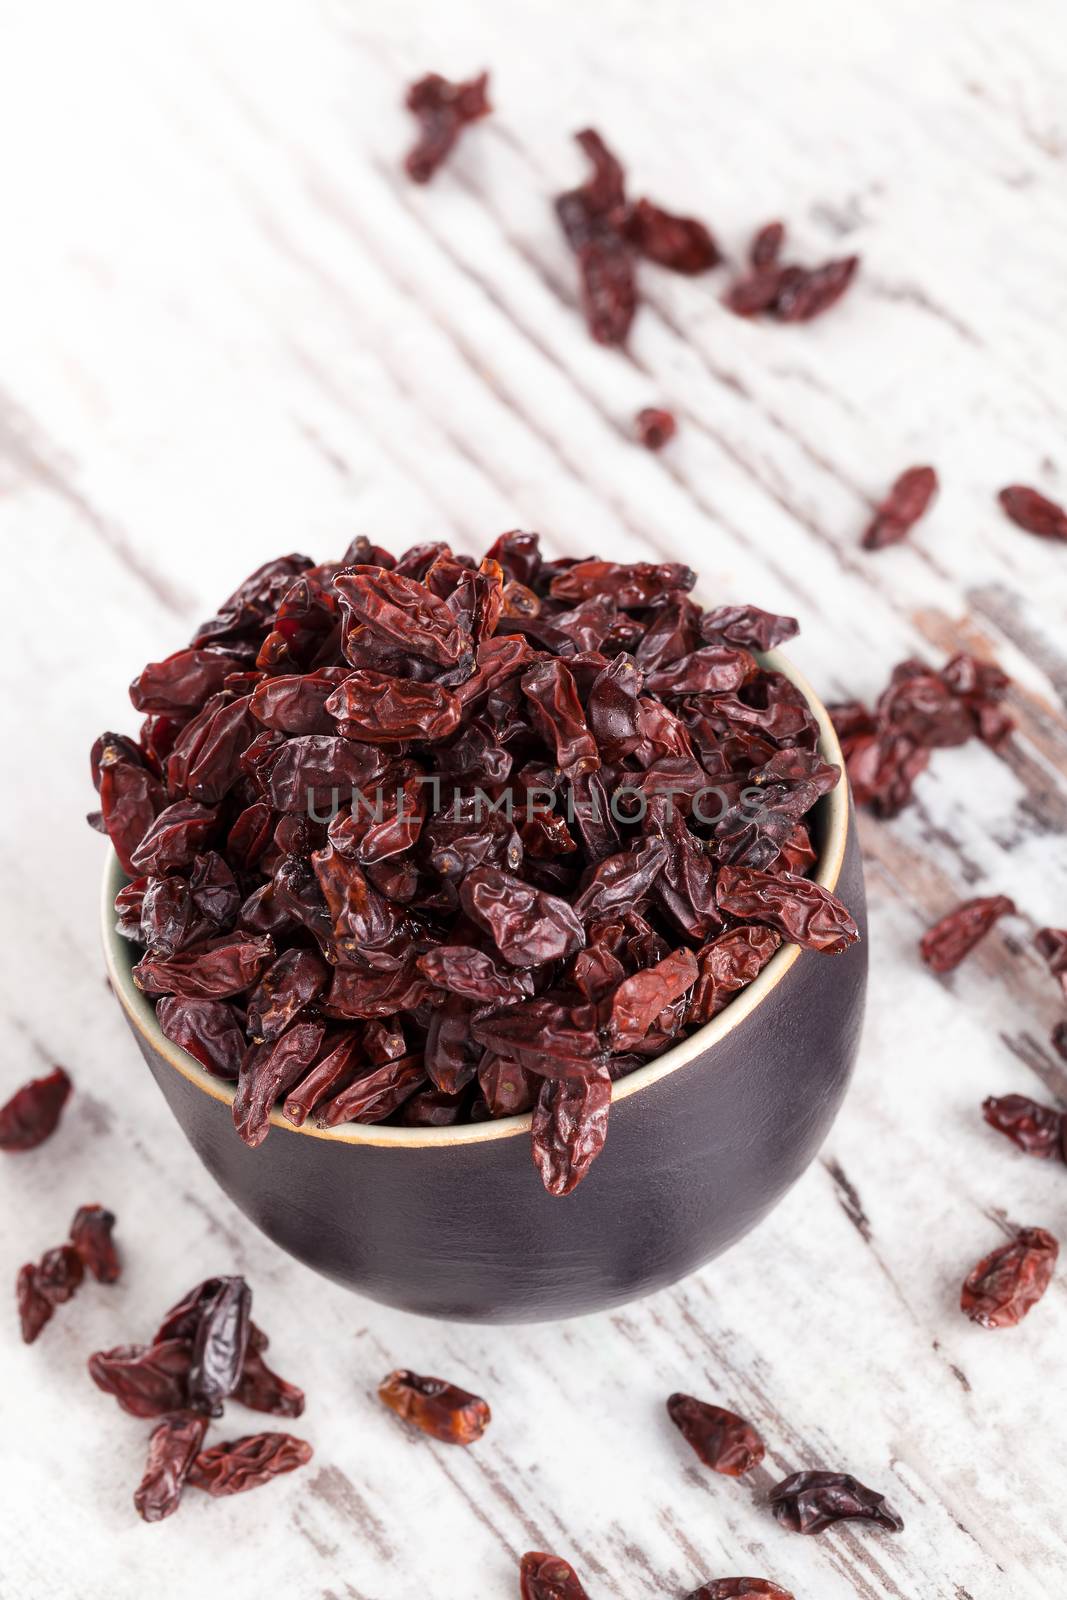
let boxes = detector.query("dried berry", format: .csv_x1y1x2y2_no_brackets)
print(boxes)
920,896,1015,974
624,198,720,273
776,256,859,322
726,226,859,323
998,485,1067,542
667,1393,765,1476
716,867,859,954
686,1584,794,1600
863,466,939,550
829,650,1013,817
134,1413,209,1522
188,1431,313,1495
91,533,853,1195
88,1341,194,1417
635,407,677,450
769,1470,904,1535
187,1276,252,1415
16,1264,53,1344
960,1227,1059,1329
234,1342,306,1418
982,1095,1065,1161
531,1072,612,1196
70,1205,121,1283
403,71,491,184
520,1552,590,1600
0,1066,72,1152
378,1369,491,1445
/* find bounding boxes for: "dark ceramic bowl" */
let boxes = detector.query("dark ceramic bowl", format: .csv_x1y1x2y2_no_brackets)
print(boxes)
103,649,867,1324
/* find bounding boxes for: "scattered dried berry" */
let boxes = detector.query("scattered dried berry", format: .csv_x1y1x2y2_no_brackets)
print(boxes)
520,1552,590,1599
686,1583,794,1600
624,198,720,274
667,1394,765,1476
726,224,859,323
378,1369,491,1445
982,1095,1065,1161
16,1204,121,1342
960,1227,1059,1329
89,1276,309,1520
234,1342,306,1418
998,485,1067,543
635,407,677,450
36,1244,84,1304
91,534,853,1194
862,466,939,551
188,1431,313,1495
16,1263,53,1344
403,71,491,184
0,1066,72,1152
829,651,1013,817
769,1470,904,1535
556,129,719,345
88,1341,195,1417
134,1413,209,1522
1036,928,1067,1054
70,1205,121,1283
920,895,1016,974
187,1276,252,1416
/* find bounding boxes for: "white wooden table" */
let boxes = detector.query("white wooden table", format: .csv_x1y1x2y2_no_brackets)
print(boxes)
1,2,1066,1595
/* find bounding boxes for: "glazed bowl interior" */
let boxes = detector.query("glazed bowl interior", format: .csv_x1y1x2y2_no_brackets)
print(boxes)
102,645,850,1151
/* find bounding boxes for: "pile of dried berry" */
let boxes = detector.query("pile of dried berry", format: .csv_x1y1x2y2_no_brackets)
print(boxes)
87,1274,310,1521
89,536,860,1195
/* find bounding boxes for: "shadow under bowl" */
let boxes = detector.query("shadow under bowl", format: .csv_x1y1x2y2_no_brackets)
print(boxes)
103,649,867,1324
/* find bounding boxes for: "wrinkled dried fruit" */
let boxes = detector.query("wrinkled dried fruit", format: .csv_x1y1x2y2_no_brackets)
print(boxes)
920,896,1015,974
88,1341,194,1417
998,485,1067,542
0,1066,72,1152
769,1470,904,1535
556,129,719,345
189,1431,313,1495
378,1368,491,1445
188,1276,252,1415
520,1552,590,1600
635,407,677,450
134,1413,209,1522
531,1072,612,1196
863,466,939,551
403,71,491,184
17,1264,53,1343
70,1205,121,1283
92,533,852,1194
624,198,720,273
982,1095,1065,1161
960,1227,1058,1328
686,1583,794,1600
716,867,858,953
667,1393,765,1476
726,227,859,323
234,1342,306,1418
830,650,1013,817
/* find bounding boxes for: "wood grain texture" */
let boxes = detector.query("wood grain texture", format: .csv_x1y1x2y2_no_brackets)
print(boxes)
0,0,1065,1595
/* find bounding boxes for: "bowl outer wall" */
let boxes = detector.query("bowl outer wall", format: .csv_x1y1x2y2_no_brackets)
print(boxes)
109,828,868,1323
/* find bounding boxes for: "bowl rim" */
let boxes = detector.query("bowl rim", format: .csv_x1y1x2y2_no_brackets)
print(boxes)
102,646,850,1150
